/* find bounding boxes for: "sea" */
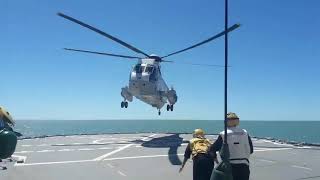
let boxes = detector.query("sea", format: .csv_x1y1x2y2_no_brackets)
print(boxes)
14,120,320,145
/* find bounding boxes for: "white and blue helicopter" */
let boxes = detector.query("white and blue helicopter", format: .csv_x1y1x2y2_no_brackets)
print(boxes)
58,13,240,115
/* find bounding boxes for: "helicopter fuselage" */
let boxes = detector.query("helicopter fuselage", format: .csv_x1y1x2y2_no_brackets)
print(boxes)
121,58,177,113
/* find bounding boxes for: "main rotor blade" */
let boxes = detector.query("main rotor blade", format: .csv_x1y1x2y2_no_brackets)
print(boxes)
163,61,228,67
161,24,240,59
64,48,142,59
57,12,150,57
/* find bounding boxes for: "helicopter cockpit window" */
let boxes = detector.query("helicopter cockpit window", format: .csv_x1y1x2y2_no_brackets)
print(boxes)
145,66,154,74
134,64,144,73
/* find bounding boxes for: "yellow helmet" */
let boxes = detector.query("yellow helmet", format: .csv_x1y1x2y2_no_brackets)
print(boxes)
193,128,205,138
227,112,239,127
0,106,15,126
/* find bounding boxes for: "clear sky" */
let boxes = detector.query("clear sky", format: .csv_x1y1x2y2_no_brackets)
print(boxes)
1,0,319,120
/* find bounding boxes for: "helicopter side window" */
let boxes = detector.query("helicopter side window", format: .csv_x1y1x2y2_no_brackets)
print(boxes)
145,66,154,74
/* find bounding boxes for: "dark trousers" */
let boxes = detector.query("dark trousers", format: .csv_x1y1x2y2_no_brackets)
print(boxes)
231,164,250,180
193,154,214,180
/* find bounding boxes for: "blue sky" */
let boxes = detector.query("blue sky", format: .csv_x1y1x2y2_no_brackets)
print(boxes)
1,0,319,120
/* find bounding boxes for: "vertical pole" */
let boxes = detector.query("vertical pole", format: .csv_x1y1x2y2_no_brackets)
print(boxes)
224,0,228,144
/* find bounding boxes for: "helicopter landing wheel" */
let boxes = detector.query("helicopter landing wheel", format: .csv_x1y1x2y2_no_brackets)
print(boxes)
158,110,161,116
167,104,174,111
121,101,128,108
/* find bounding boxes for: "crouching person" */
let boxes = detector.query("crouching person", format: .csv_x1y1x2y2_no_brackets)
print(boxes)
179,129,217,180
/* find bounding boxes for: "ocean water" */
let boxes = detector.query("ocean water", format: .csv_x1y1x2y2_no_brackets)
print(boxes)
14,120,320,144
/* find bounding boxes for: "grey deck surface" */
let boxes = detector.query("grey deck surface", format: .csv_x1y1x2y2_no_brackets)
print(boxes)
1,133,319,180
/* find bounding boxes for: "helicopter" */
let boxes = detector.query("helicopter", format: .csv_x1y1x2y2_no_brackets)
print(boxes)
57,13,240,115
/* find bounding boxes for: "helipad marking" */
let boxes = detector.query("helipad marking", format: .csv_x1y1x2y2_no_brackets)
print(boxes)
15,159,95,166
118,170,127,177
58,149,75,152
291,165,312,171
15,151,34,154
255,148,292,152
94,134,157,161
98,147,113,150
257,159,275,163
94,144,133,161
78,148,94,151
38,144,49,147
37,150,55,153
107,163,114,168
21,145,32,147
103,154,184,161
13,146,294,167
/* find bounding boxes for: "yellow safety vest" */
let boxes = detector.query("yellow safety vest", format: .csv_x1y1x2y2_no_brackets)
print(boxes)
189,138,211,158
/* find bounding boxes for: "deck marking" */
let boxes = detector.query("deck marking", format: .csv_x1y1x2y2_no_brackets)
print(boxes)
255,148,292,152
38,144,49,147
93,134,157,161
107,163,114,168
94,144,133,161
14,151,34,154
21,145,32,147
118,170,127,177
103,153,184,161
257,159,275,163
37,150,55,153
291,165,312,171
58,149,74,152
78,148,94,151
14,159,95,166
98,147,113,150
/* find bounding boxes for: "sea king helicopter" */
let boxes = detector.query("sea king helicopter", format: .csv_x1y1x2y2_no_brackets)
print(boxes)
57,13,240,115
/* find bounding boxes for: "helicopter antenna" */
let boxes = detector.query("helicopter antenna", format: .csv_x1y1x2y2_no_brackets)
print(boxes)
57,12,150,58
161,24,240,59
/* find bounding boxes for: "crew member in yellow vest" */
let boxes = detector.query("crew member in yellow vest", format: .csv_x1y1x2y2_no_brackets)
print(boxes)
179,129,217,180
209,112,253,180
0,107,14,131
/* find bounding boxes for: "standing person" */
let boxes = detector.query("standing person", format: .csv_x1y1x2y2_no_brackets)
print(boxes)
210,112,253,180
179,129,216,180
